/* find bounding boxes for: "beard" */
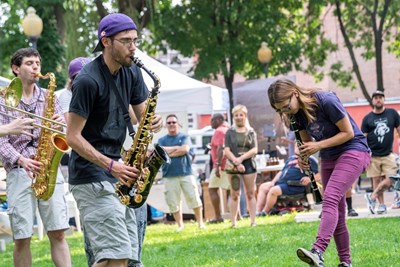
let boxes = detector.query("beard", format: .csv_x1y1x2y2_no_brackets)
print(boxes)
373,102,384,110
111,47,132,67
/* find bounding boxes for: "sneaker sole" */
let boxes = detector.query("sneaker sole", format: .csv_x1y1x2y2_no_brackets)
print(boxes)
296,248,318,267
364,194,375,214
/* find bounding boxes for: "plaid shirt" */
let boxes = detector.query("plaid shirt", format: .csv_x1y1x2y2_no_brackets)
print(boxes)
0,84,64,173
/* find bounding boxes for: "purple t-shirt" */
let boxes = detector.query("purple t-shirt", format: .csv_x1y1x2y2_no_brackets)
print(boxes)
295,91,369,159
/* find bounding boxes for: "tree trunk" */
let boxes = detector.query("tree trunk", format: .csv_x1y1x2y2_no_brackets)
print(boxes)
335,1,372,106
53,4,65,44
94,0,108,18
224,73,234,124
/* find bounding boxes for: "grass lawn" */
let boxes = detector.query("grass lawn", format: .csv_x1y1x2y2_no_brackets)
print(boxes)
1,214,399,266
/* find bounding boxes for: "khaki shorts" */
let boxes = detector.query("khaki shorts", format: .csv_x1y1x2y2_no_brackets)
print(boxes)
70,181,138,263
366,153,398,178
164,175,202,213
6,168,69,239
208,168,230,190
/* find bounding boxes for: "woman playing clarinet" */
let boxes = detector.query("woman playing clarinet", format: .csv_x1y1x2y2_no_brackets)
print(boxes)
268,79,370,267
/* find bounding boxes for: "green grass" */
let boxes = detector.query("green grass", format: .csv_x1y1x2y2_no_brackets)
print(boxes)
1,214,400,266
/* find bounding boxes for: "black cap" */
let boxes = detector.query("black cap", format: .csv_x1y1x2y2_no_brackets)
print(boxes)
372,90,385,98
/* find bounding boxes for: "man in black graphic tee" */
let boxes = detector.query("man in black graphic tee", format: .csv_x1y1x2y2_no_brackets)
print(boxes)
362,90,400,214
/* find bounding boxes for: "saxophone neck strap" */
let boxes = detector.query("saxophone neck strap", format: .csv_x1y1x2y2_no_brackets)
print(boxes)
98,58,135,136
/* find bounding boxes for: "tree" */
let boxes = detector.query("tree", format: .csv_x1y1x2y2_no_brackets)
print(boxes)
327,0,400,105
151,0,336,116
0,0,66,88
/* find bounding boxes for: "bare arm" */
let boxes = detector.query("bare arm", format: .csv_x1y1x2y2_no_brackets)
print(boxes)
130,102,162,132
224,146,236,162
162,144,190,157
128,105,138,125
271,171,282,184
66,112,139,185
299,116,354,157
238,147,258,163
216,144,224,165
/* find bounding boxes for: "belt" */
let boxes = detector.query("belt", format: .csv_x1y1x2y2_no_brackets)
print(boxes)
11,165,22,170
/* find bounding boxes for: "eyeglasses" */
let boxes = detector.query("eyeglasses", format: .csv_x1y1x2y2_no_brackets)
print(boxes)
167,121,177,125
275,95,292,113
113,38,143,47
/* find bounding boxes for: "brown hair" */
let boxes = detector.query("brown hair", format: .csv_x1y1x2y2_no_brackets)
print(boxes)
10,48,41,76
267,79,320,124
166,114,178,122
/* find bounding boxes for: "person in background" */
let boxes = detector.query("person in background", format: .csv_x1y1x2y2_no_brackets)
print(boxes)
0,47,71,267
67,13,162,266
207,113,230,224
361,90,400,215
281,130,296,157
58,57,91,123
345,189,358,217
256,151,319,216
224,104,258,228
58,57,91,169
158,114,205,231
268,79,370,267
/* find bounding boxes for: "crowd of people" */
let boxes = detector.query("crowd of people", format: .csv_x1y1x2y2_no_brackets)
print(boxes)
0,11,399,267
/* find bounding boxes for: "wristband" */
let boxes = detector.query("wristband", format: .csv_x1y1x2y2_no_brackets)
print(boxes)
107,160,114,173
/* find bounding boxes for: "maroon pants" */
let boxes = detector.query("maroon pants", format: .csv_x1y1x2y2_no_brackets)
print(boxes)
313,150,371,264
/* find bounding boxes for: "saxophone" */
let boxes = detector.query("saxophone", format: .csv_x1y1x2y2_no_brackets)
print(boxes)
115,57,170,208
32,72,71,200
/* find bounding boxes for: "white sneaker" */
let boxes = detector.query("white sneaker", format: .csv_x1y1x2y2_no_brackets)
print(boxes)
365,193,376,214
377,204,387,214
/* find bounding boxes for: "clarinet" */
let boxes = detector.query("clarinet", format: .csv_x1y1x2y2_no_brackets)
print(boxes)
290,116,323,204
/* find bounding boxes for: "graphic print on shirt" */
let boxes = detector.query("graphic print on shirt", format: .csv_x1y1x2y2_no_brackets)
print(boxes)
373,118,390,143
309,123,324,140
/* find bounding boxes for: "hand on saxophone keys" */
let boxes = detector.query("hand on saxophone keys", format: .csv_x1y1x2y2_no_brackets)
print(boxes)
17,156,43,177
150,114,162,133
109,160,140,186
51,114,65,131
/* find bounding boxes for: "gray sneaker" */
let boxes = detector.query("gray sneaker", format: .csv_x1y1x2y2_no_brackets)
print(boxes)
365,193,376,214
377,204,387,214
297,248,324,266
338,262,352,267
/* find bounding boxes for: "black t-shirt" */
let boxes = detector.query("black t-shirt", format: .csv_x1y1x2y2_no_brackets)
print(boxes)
68,55,148,185
361,108,400,157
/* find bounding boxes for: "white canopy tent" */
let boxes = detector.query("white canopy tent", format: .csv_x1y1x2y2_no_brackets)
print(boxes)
135,49,228,115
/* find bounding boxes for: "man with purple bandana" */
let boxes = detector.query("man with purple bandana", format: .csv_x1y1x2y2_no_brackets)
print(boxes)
66,13,162,266
268,79,370,267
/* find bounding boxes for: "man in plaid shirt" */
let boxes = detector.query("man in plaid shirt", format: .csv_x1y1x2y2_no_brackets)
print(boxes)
0,48,71,267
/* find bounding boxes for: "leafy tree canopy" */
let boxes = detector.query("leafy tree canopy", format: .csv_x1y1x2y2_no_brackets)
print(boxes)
150,0,336,113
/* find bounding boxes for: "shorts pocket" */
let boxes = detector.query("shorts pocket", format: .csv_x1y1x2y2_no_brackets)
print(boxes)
7,206,24,234
84,206,120,250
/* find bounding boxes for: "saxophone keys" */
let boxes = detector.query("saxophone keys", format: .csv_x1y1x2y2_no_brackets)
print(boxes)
120,195,130,206
136,181,145,192
134,194,142,203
